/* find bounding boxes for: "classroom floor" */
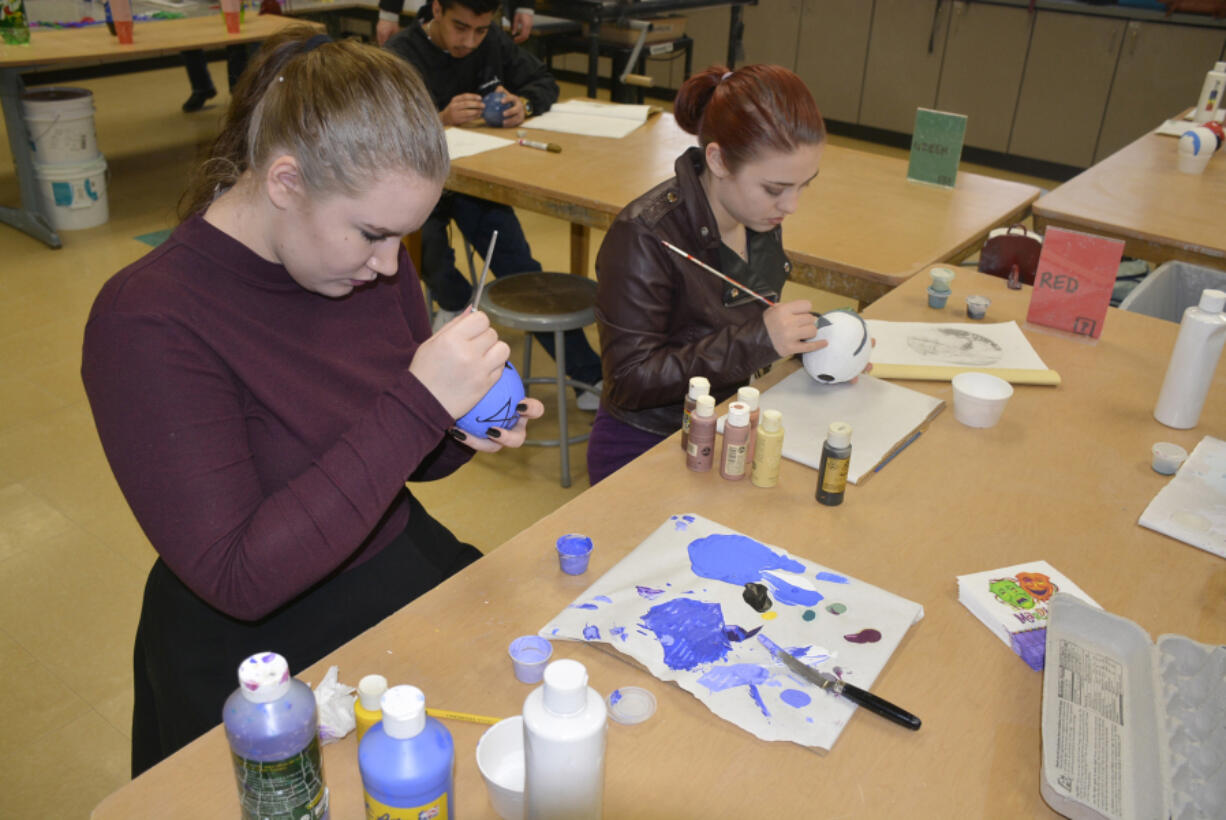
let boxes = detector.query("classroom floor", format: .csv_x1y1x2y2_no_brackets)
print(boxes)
0,62,1058,817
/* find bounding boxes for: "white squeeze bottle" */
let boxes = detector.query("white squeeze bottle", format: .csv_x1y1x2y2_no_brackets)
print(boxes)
1155,288,1226,429
1194,60,1226,124
523,658,607,819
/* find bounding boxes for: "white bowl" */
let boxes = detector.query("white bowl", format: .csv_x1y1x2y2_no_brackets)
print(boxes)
476,716,525,820
951,372,1013,428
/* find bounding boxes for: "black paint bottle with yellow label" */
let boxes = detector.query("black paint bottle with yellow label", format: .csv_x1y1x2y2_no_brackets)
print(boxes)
816,421,852,506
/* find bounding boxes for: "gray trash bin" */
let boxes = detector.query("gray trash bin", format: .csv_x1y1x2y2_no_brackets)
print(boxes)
1118,261,1226,322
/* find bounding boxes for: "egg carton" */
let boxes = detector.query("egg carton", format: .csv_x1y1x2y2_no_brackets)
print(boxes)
1040,594,1226,820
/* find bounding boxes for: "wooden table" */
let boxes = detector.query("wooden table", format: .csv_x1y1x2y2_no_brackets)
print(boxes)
0,14,319,248
92,269,1226,818
1033,127,1226,269
452,114,1041,306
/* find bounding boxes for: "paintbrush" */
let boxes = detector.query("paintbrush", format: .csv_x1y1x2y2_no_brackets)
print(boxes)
660,240,776,307
756,633,921,731
470,229,499,311
426,707,503,726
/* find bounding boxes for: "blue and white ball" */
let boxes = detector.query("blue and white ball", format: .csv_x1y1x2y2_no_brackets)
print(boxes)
802,310,871,384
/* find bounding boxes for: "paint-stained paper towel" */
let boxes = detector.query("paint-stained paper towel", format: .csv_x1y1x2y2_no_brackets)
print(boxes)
541,514,924,751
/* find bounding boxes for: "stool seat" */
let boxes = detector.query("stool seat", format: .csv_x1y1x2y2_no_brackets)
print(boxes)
478,272,600,489
479,273,597,332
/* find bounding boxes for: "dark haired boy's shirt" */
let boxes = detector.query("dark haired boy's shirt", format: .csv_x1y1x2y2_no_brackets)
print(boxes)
385,20,558,118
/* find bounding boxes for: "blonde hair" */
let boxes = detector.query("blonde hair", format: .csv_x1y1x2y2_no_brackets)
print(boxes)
180,27,448,217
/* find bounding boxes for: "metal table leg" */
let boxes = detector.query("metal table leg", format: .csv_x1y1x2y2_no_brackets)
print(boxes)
1,67,61,249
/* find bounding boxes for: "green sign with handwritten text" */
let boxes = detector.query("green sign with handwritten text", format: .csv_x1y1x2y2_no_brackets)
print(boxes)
907,108,967,188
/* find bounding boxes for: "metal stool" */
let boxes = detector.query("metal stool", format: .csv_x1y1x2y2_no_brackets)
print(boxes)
479,272,599,488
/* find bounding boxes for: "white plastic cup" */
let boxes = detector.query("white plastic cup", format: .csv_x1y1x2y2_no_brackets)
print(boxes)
1152,442,1188,475
1178,129,1214,174
508,635,552,684
951,372,1013,428
476,716,525,820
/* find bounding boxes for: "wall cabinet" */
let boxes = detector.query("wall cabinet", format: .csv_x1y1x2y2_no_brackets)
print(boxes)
859,0,951,134
795,0,874,125
741,0,803,70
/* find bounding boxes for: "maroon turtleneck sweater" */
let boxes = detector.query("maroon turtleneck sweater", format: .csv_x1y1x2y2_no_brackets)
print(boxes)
83,213,472,621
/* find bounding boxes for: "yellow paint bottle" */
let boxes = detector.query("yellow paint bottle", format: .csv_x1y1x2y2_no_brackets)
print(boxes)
354,674,388,742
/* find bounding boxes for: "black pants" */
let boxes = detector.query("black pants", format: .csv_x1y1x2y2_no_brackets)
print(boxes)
130,494,480,777
182,45,251,93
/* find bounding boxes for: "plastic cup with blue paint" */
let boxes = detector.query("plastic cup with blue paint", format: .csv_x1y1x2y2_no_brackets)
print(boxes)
508,635,552,684
556,534,593,575
926,285,950,309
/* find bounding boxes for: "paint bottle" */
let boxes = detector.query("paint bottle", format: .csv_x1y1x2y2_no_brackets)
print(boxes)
685,394,716,472
737,386,761,467
359,685,454,820
523,659,607,820
750,409,784,488
719,401,751,481
1194,61,1226,124
1154,288,1226,429
223,652,330,820
680,376,710,451
816,421,852,506
354,674,388,743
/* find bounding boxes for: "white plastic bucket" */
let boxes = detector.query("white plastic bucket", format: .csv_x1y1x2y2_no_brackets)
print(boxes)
22,87,100,165
35,157,109,231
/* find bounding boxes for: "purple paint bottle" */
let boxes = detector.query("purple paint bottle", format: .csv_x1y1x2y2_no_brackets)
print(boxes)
223,652,330,820
359,685,454,820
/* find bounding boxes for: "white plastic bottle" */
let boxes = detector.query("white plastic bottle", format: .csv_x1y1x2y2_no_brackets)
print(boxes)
1155,288,1226,429
1194,61,1226,124
523,659,607,820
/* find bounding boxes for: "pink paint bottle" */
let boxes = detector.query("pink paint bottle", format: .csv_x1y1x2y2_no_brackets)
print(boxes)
685,395,716,472
737,386,760,467
680,376,710,451
719,401,751,481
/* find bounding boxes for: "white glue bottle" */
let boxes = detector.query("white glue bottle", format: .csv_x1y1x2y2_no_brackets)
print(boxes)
523,659,607,820
1155,288,1226,429
1194,61,1226,124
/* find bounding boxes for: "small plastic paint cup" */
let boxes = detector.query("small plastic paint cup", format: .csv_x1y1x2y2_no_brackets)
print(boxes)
952,372,1013,428
508,635,552,684
607,686,656,725
476,716,525,820
1152,442,1188,475
555,534,593,575
929,267,955,293
966,294,990,320
926,286,950,309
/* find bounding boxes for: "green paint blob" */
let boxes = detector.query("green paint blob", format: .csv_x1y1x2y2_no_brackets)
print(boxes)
802,610,816,621
826,603,847,615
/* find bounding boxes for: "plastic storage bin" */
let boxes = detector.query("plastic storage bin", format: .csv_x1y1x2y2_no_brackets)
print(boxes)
1118,261,1226,322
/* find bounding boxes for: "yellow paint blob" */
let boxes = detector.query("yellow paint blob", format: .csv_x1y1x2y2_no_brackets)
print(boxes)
761,611,778,620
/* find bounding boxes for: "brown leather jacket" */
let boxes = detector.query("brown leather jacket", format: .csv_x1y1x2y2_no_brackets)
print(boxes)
595,147,793,436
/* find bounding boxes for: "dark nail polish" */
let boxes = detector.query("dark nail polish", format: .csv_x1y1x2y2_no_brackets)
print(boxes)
486,428,502,439
447,428,467,442
516,402,528,413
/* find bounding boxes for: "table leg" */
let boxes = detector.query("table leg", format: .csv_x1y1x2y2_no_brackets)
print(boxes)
1,68,61,249
586,20,600,98
569,222,589,276
727,4,744,68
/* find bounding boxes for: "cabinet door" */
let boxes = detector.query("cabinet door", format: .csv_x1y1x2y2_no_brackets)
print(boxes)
795,0,874,124
742,0,803,70
1009,11,1125,168
860,0,952,134
1096,21,1226,162
663,5,731,89
936,0,1031,153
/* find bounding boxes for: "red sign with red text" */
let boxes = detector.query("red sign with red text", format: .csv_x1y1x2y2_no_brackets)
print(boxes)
1025,227,1124,339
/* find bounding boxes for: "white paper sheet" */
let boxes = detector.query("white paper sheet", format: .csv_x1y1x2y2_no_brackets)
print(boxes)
445,128,514,160
1139,436,1226,559
867,321,1050,371
541,514,924,751
757,371,944,483
523,100,652,139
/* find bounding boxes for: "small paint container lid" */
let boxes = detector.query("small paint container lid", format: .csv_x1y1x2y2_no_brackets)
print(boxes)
607,686,656,725
1152,442,1188,475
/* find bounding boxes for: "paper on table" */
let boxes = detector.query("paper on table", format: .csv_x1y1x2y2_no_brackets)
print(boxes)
540,513,924,751
1139,435,1226,560
524,100,652,138
757,370,944,484
866,320,1058,384
445,128,514,160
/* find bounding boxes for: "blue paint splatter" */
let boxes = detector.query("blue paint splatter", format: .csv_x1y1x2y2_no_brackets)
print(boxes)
582,624,601,640
781,689,812,708
722,624,763,643
748,685,770,717
689,533,805,585
551,628,560,635
610,689,622,705
594,595,612,604
571,603,599,610
636,585,665,600
610,626,627,642
639,598,732,671
697,663,770,692
816,572,849,584
671,514,696,530
761,571,824,607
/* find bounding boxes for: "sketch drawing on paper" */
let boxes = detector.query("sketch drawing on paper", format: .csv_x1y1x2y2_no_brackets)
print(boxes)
541,514,924,750
905,327,1004,366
